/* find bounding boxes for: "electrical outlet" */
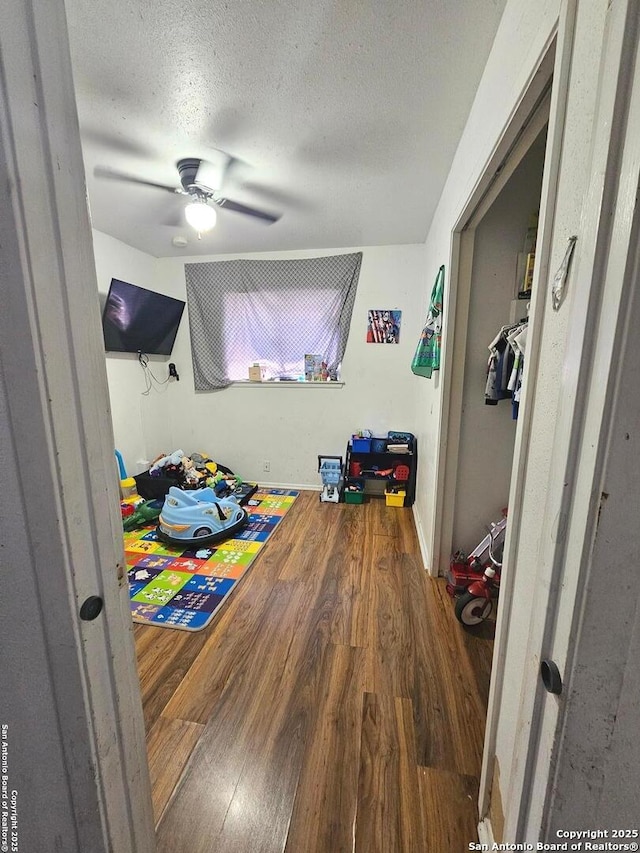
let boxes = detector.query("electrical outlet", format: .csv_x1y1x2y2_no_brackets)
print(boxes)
263,460,271,472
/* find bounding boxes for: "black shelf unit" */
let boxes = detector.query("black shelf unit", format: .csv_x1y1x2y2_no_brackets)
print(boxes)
343,436,417,506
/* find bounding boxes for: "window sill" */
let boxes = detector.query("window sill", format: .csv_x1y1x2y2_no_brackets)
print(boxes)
229,380,345,388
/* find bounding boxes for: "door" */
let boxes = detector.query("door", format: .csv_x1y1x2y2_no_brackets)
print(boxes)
0,2,155,850
492,0,640,837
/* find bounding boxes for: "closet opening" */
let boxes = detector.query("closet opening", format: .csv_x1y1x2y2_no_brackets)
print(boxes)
452,124,547,560
451,112,551,839
434,66,554,581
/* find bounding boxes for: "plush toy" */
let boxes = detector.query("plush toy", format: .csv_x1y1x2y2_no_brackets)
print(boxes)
206,470,223,489
181,456,205,483
211,471,241,497
150,449,184,476
190,452,210,472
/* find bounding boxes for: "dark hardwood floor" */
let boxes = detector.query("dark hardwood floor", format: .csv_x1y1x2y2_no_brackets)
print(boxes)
133,490,494,853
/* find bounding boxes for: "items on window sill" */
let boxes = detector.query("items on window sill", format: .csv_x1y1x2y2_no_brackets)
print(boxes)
268,375,339,382
304,355,337,381
233,377,344,386
304,353,326,381
246,359,339,383
248,363,267,381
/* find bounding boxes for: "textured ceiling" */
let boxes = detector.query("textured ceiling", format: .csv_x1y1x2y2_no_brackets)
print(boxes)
65,0,506,258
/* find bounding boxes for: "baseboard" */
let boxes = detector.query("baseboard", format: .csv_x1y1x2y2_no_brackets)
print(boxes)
412,504,434,574
258,481,320,492
477,817,495,846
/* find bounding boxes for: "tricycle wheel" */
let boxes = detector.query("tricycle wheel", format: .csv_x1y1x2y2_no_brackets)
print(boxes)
455,591,493,627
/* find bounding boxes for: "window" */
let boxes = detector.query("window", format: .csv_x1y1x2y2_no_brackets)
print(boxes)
185,253,362,390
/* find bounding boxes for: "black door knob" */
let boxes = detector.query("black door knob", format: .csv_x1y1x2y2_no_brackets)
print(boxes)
540,659,563,695
80,595,104,621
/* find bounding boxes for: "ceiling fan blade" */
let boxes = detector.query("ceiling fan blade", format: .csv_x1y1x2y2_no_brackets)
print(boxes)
94,166,178,194
82,128,153,159
162,209,185,228
221,153,252,188
215,196,281,223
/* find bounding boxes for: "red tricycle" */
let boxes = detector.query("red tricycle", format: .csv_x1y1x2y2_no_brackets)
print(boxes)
446,510,507,627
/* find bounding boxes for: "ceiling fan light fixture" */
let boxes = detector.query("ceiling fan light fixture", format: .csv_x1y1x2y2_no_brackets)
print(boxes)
184,197,217,233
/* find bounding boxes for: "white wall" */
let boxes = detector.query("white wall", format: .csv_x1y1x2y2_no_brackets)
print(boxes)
94,237,429,488
93,230,166,475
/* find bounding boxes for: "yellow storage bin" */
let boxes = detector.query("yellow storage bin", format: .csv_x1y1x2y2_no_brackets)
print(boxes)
385,489,406,507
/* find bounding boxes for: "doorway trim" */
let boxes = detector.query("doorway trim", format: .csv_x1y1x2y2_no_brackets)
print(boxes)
0,2,155,850
431,31,561,579
428,0,579,830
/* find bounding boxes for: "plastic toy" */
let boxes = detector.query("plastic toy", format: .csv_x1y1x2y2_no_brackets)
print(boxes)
122,499,163,532
318,455,343,502
446,512,507,627
156,486,248,546
114,449,127,479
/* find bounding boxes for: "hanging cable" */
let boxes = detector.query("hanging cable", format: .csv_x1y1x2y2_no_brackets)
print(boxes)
138,351,171,396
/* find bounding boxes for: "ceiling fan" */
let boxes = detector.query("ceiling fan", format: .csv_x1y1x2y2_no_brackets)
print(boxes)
94,157,281,234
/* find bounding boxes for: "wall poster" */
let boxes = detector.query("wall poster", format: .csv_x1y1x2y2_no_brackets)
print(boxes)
367,309,402,344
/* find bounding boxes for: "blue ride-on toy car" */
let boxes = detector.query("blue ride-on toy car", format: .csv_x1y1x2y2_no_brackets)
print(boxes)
156,486,249,547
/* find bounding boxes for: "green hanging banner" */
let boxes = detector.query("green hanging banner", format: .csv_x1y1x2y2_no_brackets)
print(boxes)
411,265,445,379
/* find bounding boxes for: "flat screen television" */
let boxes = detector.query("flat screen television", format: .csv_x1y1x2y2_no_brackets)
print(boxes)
102,278,185,356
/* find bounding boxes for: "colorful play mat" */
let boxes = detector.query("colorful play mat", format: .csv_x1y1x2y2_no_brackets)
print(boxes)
124,488,299,631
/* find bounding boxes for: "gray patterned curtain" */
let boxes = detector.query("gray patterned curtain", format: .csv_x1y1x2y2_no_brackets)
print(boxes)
185,253,362,390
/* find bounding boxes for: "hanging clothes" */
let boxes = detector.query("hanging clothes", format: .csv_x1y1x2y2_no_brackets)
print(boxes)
509,324,528,419
484,319,528,417
411,265,445,378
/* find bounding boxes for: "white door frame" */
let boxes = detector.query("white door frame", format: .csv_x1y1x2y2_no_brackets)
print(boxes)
0,2,154,850
506,0,640,836
434,84,552,574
